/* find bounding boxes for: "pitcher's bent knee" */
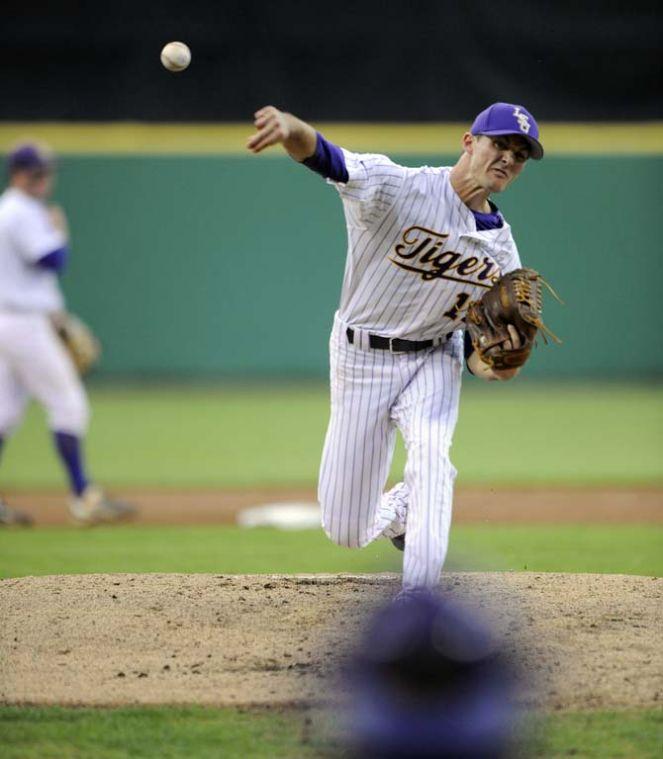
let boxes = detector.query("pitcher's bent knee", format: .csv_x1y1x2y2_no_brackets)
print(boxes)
320,500,372,549
322,523,366,549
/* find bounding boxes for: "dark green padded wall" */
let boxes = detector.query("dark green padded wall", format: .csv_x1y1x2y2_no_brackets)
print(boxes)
48,154,660,378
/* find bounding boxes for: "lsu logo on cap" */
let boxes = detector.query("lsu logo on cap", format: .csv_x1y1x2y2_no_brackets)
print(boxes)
513,106,531,134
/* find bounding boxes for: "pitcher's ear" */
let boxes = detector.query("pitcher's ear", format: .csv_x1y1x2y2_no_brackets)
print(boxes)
462,132,476,156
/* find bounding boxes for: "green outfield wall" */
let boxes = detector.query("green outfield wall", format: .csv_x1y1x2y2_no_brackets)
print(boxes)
2,126,661,378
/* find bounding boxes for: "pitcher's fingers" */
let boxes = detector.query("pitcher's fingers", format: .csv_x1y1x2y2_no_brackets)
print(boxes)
247,133,269,151
247,121,280,148
254,112,275,129
254,106,275,119
248,124,281,153
247,128,273,150
247,130,265,149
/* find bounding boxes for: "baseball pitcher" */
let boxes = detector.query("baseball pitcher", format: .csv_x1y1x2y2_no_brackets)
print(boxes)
0,143,135,525
248,103,552,593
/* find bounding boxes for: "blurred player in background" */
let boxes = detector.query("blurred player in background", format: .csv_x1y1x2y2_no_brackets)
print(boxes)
0,143,135,526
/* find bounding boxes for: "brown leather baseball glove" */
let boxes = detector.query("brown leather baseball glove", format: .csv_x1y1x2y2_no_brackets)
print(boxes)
465,268,561,370
51,312,101,375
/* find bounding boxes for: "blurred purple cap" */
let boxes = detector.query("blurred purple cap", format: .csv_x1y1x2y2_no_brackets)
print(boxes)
471,102,544,160
6,143,56,174
346,591,520,758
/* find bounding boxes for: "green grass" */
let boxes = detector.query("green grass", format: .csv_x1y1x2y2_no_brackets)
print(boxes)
0,706,661,759
529,709,663,758
0,706,322,759
0,525,399,577
1,524,661,579
1,382,661,488
450,524,663,576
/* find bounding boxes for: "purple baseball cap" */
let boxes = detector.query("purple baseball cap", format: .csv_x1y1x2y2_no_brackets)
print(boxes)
471,102,544,160
346,591,519,758
6,143,56,175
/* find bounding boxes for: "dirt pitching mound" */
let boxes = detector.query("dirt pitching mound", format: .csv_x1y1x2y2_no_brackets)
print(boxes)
1,573,661,712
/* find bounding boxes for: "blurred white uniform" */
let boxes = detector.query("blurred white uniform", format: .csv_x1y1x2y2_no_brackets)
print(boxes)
0,187,88,436
318,152,521,589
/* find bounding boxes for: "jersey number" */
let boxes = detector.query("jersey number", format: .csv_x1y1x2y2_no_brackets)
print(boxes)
443,293,472,321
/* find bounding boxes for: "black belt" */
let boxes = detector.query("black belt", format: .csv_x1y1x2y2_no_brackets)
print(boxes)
346,327,449,354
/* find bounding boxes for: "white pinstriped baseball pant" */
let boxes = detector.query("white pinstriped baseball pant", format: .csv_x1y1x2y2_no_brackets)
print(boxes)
318,314,462,590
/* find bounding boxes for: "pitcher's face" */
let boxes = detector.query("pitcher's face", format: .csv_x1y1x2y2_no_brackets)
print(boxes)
466,134,530,193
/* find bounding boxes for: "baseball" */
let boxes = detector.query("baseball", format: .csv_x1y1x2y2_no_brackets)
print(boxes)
160,41,191,72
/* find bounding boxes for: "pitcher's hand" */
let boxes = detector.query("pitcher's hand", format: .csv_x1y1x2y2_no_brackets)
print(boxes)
247,106,292,153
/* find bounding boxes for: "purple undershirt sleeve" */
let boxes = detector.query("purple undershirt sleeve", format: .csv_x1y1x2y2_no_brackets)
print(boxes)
302,132,349,183
35,245,69,273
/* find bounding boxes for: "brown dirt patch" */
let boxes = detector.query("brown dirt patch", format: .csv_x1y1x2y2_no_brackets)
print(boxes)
4,486,662,526
1,572,661,712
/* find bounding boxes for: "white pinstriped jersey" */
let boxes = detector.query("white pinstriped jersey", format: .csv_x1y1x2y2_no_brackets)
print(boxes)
330,151,521,339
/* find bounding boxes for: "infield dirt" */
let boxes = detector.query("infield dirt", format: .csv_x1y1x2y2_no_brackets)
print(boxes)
5,486,663,525
1,572,661,712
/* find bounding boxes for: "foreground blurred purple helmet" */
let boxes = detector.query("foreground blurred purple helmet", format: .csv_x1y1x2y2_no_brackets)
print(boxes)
346,591,520,758
6,143,55,175
471,102,544,160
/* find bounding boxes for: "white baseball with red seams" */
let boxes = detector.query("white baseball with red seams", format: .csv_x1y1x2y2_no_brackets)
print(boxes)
318,152,521,590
